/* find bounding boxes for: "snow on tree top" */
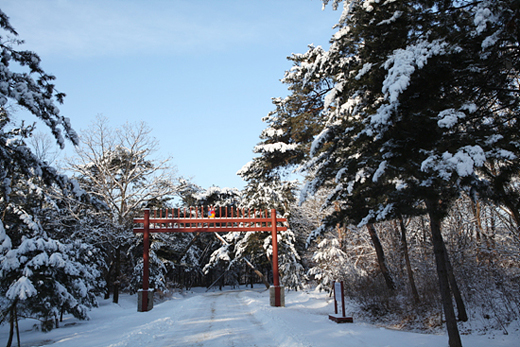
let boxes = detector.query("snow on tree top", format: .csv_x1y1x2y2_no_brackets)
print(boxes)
254,142,297,154
6,276,37,300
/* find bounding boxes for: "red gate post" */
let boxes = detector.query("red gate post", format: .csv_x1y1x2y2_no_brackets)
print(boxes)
270,209,284,307
139,209,150,312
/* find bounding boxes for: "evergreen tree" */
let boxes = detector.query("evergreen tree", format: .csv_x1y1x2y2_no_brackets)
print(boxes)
194,186,243,288
239,177,306,289
0,9,102,345
176,177,203,207
0,221,101,329
465,0,520,231
193,186,241,208
245,1,520,346
297,1,520,346
308,238,349,292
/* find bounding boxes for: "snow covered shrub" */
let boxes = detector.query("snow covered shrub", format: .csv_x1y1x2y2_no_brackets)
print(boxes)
130,247,169,294
265,227,307,290
0,220,102,330
128,230,203,292
308,238,348,292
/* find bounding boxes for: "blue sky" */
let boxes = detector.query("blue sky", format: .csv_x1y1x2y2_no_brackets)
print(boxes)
3,0,340,190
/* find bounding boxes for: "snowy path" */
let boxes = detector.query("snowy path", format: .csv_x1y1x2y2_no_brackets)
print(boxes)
107,290,314,347
135,290,275,347
1,288,517,347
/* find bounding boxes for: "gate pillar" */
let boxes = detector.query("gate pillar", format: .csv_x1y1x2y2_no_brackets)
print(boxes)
140,209,151,312
270,209,284,307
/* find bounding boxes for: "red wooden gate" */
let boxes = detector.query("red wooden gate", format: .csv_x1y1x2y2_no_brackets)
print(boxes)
133,206,288,311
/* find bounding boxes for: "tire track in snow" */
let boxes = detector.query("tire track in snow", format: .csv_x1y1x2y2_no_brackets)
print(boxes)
193,297,216,346
157,289,275,347
213,291,275,347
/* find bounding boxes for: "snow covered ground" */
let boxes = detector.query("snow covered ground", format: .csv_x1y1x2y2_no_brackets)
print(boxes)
1,287,517,347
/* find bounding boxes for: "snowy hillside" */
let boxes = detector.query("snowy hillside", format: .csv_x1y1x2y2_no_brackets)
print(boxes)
1,287,517,347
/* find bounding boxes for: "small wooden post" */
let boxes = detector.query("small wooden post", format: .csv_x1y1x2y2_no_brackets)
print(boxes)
329,281,353,323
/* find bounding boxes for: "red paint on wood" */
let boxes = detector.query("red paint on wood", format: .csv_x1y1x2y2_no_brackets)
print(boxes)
142,209,150,311
329,280,353,323
133,207,287,311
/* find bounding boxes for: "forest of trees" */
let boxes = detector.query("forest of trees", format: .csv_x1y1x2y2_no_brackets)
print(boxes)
1,2,519,347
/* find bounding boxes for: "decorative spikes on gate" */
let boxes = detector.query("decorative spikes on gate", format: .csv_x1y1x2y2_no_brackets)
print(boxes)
133,206,288,233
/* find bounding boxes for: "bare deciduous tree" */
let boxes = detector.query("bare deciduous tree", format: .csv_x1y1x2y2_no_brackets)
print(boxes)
67,115,179,303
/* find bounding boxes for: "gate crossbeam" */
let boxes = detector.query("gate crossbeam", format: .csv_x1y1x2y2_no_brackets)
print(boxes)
133,207,287,311
133,217,288,233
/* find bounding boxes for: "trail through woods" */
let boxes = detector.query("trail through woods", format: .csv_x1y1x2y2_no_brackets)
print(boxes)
0,288,517,347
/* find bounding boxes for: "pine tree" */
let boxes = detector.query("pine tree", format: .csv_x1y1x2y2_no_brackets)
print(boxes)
192,186,243,289
1,223,101,330
296,2,465,345
463,0,520,232
242,1,520,345
294,1,520,346
0,9,102,345
239,178,306,289
308,238,349,292
0,131,103,339
193,186,241,208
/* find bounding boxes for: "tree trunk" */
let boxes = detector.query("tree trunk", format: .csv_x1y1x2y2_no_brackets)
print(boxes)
104,280,111,300
14,305,20,347
219,267,225,290
469,197,484,242
249,264,254,288
113,246,121,304
334,201,345,249
6,300,18,347
366,223,395,290
104,257,115,300
443,243,468,322
6,305,14,347
398,217,420,304
425,198,462,347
